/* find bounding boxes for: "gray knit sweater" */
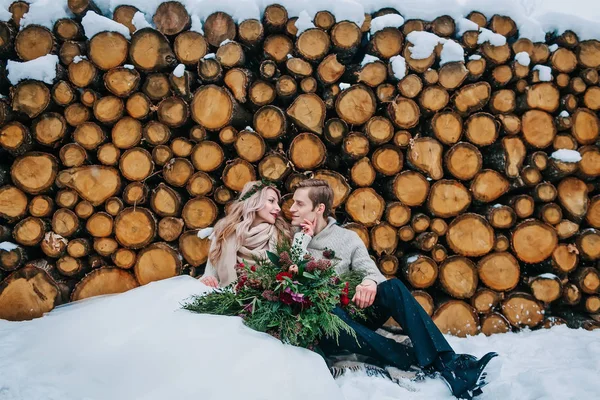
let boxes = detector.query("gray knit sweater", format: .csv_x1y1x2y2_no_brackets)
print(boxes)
293,217,386,285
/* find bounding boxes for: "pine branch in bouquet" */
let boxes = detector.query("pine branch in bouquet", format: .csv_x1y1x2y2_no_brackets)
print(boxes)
181,289,241,316
182,239,369,348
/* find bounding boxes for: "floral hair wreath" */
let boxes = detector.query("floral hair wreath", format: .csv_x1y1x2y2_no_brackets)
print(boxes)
239,178,279,201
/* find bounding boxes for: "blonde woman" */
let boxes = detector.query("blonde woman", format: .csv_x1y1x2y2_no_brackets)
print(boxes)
200,180,292,288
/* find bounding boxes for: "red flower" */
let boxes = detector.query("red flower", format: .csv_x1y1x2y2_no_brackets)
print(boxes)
279,290,294,305
250,265,256,272
276,271,293,281
340,294,350,307
235,275,248,291
303,297,313,308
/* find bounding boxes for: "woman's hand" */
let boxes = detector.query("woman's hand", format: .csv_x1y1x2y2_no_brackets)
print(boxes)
301,217,317,237
200,276,219,288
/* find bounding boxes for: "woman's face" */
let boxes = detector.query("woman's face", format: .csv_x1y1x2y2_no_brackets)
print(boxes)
254,188,281,225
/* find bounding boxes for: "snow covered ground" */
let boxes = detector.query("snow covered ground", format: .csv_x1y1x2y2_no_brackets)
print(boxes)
0,276,598,400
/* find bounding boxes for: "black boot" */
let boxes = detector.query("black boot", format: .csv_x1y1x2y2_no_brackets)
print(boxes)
438,352,498,399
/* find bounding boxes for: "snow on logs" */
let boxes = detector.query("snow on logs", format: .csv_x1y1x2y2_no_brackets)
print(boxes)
0,1,599,334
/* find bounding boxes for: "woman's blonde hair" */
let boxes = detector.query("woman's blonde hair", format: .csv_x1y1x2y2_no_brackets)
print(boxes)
208,181,291,266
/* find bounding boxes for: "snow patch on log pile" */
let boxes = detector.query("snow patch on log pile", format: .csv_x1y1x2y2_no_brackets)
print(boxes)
551,149,582,163
3,0,600,42
6,54,59,85
515,52,531,67
82,11,131,39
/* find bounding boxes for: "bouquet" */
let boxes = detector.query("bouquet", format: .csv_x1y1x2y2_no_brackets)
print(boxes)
182,239,367,349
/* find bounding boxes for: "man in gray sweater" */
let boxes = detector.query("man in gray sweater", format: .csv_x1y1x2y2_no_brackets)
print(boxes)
289,179,496,400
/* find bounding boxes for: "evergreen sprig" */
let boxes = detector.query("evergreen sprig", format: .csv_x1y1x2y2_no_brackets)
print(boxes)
182,239,368,349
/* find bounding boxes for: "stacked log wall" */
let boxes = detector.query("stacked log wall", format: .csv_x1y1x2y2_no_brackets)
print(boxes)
0,1,599,335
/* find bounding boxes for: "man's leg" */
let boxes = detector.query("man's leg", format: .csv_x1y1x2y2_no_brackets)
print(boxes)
372,278,454,367
318,306,418,371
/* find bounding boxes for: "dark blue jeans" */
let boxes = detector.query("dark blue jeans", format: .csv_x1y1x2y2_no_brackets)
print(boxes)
319,278,453,370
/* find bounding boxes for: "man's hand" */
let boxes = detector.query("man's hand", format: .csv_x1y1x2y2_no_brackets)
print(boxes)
200,276,218,288
352,280,377,309
301,217,317,237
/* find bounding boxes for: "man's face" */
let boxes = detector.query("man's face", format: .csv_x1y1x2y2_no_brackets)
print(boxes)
289,188,318,226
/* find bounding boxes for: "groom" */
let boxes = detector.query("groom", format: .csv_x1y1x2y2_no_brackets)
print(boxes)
289,179,497,399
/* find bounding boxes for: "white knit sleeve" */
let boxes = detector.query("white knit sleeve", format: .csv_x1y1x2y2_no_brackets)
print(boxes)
349,235,386,285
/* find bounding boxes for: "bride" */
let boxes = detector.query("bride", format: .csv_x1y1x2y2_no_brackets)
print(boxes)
0,181,344,400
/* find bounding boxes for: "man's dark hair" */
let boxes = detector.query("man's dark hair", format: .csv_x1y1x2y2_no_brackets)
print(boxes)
296,179,334,217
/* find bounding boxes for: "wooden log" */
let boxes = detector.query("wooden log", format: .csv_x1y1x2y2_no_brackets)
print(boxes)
390,171,430,206
471,288,501,314
576,228,600,261
197,58,223,84
430,110,462,145
427,180,471,218
74,201,94,219
55,189,79,209
342,132,370,161
13,217,47,246
73,121,105,150
15,24,56,61
238,19,263,48
112,248,137,269
439,256,478,299
501,292,544,328
378,255,399,276
571,108,599,145
452,82,491,115
571,266,600,295
371,145,403,176
401,254,438,289
52,208,80,238
407,137,444,180
350,157,376,187
447,213,494,257
0,121,33,157
125,92,152,120
470,169,510,203
465,112,498,147
444,142,482,181
11,81,51,119
29,195,54,218
158,217,184,242
150,183,182,218
480,312,511,335
345,188,385,227
0,266,61,320
129,28,176,72
512,219,558,264
162,157,194,188
433,300,480,337
152,1,190,36
71,267,139,301
10,152,58,195
114,207,156,249
528,274,563,304
191,85,251,131
483,136,526,178
370,222,398,256
134,242,182,285
179,230,210,267
538,202,563,225
104,67,140,98
289,133,326,170
119,147,153,181
411,213,431,233
387,96,420,129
